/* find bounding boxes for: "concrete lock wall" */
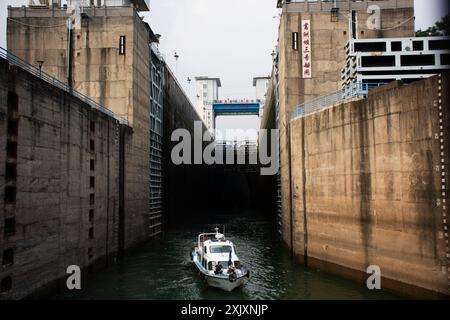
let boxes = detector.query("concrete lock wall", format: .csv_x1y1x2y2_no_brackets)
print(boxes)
162,66,209,220
276,6,415,245
287,74,450,298
7,6,153,248
0,57,122,299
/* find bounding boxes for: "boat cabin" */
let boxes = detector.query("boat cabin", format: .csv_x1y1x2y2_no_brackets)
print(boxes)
197,231,241,273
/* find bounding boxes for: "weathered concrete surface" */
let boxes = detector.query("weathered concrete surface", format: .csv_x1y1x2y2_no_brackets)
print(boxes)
7,6,154,248
268,2,418,290
288,75,450,298
0,57,121,299
268,0,428,296
3,5,225,300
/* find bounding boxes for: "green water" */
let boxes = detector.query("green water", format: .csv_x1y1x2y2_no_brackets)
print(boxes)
54,212,398,300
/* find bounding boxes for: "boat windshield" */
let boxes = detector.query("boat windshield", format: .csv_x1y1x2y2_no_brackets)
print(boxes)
210,245,232,254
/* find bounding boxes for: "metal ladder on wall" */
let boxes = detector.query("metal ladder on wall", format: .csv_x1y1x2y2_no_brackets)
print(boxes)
111,123,120,259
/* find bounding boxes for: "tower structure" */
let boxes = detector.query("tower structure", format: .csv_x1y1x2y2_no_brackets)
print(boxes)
7,0,161,250
195,76,221,133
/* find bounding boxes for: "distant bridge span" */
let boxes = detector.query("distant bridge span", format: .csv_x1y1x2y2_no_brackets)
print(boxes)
212,102,260,116
212,101,261,130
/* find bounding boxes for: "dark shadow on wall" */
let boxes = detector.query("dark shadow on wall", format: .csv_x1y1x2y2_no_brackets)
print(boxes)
162,162,277,226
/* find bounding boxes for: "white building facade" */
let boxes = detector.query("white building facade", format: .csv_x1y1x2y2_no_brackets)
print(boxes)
253,76,270,118
195,76,221,133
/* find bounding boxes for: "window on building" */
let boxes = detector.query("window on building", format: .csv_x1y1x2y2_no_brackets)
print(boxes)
292,32,298,50
89,209,94,223
5,163,17,181
89,227,94,240
441,54,450,66
391,41,402,52
354,42,386,52
361,55,396,67
4,218,15,237
6,141,17,159
429,40,450,50
0,276,12,293
90,176,95,188
7,119,18,136
7,92,18,113
4,187,16,204
413,40,424,51
2,248,14,267
119,36,126,55
331,7,339,22
401,54,435,66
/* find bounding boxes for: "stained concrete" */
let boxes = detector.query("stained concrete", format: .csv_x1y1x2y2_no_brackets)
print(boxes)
7,6,154,249
288,75,450,298
274,6,416,250
2,3,215,298
0,57,122,299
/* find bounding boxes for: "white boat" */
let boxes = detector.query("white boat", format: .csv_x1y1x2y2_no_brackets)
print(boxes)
191,227,250,292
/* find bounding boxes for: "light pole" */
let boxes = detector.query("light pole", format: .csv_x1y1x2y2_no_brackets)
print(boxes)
271,50,277,62
187,77,192,99
174,52,179,77
37,60,44,77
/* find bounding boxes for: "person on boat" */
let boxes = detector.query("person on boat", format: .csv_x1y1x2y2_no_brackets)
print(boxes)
227,265,236,274
214,262,223,275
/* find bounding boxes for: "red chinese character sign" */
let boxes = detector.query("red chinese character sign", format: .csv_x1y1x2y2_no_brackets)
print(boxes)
301,20,312,79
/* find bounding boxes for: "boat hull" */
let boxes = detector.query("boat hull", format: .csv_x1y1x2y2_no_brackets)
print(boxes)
203,273,247,292
192,251,248,292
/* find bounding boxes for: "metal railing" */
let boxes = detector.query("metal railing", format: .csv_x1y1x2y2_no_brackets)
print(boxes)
215,140,258,150
290,82,385,120
0,47,129,125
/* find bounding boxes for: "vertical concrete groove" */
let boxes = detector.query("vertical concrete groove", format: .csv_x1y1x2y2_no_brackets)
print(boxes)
2,68,19,295
358,101,373,267
288,122,294,259
117,125,125,261
106,119,110,264
301,117,308,267
437,74,450,292
113,122,120,260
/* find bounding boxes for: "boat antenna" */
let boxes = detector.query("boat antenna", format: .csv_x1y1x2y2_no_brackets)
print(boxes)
214,227,219,234
223,225,225,237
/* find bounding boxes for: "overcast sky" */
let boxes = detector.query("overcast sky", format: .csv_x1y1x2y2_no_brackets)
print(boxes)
0,0,448,135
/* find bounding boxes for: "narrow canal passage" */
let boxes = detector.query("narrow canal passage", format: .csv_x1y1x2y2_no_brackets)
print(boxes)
50,212,398,300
